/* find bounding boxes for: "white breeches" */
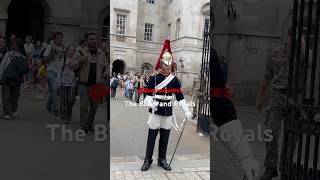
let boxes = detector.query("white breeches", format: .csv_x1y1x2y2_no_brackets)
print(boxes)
147,113,172,130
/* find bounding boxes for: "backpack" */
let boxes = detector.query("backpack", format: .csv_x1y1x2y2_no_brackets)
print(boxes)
111,79,119,88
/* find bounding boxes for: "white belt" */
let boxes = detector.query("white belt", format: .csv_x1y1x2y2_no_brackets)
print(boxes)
154,95,173,100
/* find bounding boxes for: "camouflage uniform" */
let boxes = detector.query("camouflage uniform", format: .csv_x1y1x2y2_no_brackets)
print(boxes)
263,44,305,168
191,76,201,115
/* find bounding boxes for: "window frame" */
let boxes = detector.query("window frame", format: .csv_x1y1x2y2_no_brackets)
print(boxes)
175,18,180,39
102,17,109,42
116,14,127,35
144,23,154,42
168,23,171,39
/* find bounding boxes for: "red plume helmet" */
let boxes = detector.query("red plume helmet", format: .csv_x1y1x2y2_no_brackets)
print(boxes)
155,39,174,72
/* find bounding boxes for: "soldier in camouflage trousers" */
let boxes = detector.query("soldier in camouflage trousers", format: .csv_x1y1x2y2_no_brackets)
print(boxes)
256,29,306,180
191,75,201,119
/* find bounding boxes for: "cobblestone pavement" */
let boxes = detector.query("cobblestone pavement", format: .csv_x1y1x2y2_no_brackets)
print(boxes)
111,154,210,180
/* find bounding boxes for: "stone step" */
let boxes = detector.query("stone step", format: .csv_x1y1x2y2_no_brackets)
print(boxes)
111,155,210,172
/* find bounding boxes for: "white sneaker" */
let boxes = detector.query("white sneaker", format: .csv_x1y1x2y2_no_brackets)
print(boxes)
198,132,204,136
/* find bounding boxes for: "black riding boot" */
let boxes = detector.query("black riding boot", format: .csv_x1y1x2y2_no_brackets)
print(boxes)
158,128,171,171
141,128,159,171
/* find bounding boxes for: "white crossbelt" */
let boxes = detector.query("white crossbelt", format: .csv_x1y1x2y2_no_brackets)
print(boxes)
155,74,175,90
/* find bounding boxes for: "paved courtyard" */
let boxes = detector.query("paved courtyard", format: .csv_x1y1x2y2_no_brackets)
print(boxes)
110,89,210,180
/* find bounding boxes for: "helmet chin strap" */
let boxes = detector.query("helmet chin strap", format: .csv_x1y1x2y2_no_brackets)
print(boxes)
159,67,171,76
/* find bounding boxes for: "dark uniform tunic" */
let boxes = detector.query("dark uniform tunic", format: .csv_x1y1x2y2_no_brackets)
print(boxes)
145,73,184,116
210,48,237,127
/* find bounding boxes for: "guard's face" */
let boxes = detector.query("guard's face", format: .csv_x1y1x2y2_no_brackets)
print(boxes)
161,62,172,74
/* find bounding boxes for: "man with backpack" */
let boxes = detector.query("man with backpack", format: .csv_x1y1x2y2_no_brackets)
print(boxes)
110,75,119,100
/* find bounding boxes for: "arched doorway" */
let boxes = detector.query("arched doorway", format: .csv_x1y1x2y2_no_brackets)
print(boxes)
112,59,125,75
141,63,153,75
6,0,50,41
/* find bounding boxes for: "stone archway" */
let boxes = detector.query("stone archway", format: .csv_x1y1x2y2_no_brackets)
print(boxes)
112,59,126,75
6,0,51,41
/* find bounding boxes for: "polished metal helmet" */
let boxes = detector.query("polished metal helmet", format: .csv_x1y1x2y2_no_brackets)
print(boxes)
161,51,173,66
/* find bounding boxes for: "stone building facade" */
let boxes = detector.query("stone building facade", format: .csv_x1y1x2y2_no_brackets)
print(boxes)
110,0,209,87
0,0,108,46
212,0,315,105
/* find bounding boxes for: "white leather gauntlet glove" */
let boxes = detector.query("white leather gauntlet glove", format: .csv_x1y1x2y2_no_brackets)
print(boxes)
216,120,260,180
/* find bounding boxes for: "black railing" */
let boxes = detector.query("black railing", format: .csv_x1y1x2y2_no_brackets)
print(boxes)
197,21,210,135
281,0,320,179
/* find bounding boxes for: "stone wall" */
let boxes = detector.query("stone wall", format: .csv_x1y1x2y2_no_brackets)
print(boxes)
211,0,295,105
0,0,106,45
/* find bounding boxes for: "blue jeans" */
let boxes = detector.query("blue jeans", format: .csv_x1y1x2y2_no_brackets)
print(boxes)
124,87,128,97
79,84,99,129
47,70,58,112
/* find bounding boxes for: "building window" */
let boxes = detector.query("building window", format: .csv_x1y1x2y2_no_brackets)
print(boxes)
102,17,109,42
146,0,155,4
116,14,127,35
168,23,171,38
144,23,153,42
175,18,180,39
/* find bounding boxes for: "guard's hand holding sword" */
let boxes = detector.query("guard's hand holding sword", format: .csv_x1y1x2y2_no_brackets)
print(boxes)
178,99,192,120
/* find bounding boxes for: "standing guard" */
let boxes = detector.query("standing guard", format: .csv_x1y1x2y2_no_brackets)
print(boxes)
141,39,192,171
